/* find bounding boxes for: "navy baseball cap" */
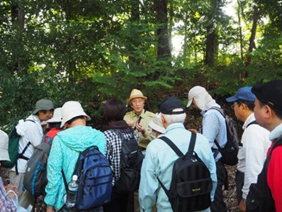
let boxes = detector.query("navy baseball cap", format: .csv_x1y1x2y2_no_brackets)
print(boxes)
251,79,282,111
226,87,255,103
159,97,186,115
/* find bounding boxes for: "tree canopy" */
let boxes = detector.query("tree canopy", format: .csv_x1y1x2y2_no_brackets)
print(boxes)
0,0,281,127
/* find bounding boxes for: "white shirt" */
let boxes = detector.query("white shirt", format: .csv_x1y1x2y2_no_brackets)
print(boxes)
237,113,271,199
12,114,43,173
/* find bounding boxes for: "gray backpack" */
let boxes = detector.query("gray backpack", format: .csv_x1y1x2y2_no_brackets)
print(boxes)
23,135,52,196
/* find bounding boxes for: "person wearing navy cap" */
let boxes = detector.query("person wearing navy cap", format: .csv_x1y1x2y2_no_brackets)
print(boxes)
226,87,271,212
245,80,282,212
139,97,217,212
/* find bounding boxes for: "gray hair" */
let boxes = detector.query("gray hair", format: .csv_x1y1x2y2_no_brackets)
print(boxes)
162,109,186,126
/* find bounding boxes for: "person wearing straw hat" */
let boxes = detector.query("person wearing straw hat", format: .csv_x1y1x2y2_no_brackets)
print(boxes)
0,129,19,211
9,98,54,209
124,89,155,149
44,101,106,212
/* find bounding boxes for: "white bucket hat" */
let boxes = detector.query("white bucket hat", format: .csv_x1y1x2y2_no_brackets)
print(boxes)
187,86,207,107
47,108,62,123
60,101,91,128
148,113,165,134
0,130,10,161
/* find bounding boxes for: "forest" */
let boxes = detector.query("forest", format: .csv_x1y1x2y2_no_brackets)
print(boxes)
0,0,281,128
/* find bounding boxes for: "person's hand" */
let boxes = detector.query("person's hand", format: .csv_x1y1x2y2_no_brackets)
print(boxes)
127,121,135,127
238,199,246,212
189,129,199,133
5,184,18,194
136,121,145,134
46,206,55,212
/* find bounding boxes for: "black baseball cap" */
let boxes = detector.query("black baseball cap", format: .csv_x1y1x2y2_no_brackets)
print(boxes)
158,97,186,115
251,79,282,111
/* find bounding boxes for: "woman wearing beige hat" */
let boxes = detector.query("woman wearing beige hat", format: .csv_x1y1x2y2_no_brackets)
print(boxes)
124,89,155,149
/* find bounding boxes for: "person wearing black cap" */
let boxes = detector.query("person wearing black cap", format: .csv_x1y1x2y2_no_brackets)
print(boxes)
139,97,217,212
245,80,282,212
226,87,270,212
9,98,54,209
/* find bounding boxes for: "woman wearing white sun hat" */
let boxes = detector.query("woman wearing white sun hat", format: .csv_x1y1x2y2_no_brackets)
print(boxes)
44,101,106,212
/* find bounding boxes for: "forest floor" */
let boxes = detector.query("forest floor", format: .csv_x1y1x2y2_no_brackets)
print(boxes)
1,165,239,212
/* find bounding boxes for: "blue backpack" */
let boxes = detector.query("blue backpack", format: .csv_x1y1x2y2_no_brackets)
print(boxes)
63,146,113,210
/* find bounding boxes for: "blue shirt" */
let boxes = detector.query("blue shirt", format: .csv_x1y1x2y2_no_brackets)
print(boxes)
139,123,217,212
201,105,227,161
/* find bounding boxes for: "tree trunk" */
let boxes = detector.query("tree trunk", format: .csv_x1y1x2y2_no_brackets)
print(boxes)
237,0,244,62
154,0,171,59
245,5,259,66
205,24,217,67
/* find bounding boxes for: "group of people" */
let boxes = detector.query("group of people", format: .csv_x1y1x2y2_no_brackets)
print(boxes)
0,79,282,212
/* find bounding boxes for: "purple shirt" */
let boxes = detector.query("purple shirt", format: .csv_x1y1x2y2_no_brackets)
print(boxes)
0,177,17,212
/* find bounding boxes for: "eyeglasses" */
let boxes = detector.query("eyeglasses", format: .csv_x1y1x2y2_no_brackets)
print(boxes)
131,99,144,105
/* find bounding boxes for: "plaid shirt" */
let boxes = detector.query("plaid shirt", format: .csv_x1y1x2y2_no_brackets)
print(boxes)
0,177,17,212
104,129,139,185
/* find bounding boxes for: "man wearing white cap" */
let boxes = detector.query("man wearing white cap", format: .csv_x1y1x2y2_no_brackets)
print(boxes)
9,98,54,208
124,89,155,149
187,86,228,212
44,101,106,212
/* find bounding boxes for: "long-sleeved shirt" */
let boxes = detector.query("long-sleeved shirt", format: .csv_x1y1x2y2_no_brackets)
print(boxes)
104,128,139,185
139,123,217,212
201,104,227,162
124,109,155,148
267,123,282,211
237,113,270,199
44,126,106,211
12,115,43,173
0,177,17,212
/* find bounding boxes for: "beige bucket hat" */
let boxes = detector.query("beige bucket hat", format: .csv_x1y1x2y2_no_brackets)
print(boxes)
127,89,147,103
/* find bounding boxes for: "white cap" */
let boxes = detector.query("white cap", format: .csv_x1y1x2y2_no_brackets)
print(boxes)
187,86,207,107
60,101,91,128
0,130,10,161
148,113,165,134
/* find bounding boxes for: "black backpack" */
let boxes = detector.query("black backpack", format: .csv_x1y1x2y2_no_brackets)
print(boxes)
157,133,213,212
245,138,282,212
209,107,239,166
111,129,144,193
23,135,53,196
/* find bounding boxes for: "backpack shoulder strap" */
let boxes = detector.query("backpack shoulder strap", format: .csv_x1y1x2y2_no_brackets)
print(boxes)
208,107,225,117
187,133,197,155
246,120,258,128
159,136,183,157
